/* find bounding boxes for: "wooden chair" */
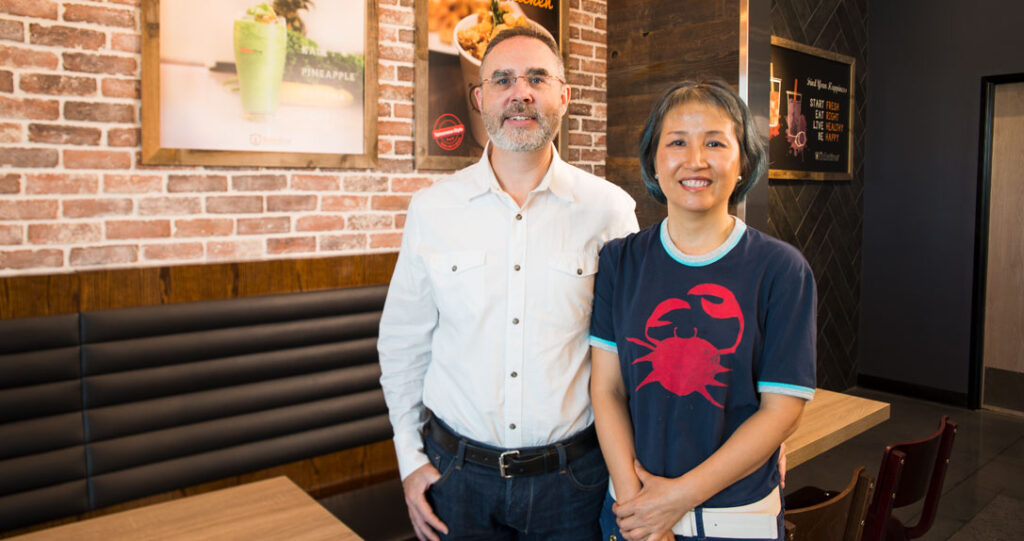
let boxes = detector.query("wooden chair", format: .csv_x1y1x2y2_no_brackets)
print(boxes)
861,416,957,541
783,466,873,541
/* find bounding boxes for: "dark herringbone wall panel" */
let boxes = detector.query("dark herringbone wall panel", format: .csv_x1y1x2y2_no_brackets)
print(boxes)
769,0,867,391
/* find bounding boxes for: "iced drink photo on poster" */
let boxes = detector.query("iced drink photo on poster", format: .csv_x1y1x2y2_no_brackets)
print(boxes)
233,3,287,118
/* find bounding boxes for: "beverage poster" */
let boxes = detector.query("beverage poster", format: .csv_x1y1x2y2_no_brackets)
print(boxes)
415,0,565,170
141,0,377,168
768,36,855,181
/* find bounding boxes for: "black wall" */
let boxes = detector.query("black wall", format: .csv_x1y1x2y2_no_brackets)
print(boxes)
769,0,867,391
860,0,1024,400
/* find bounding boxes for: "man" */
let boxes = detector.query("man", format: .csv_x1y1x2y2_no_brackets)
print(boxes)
377,26,638,540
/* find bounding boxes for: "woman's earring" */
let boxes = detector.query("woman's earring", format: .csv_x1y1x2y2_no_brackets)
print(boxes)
738,175,743,181
655,174,659,179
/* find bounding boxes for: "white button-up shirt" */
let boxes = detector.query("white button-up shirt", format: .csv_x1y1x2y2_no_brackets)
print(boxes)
378,148,638,479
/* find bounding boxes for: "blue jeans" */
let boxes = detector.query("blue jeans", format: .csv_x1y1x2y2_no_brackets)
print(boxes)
424,428,608,540
600,492,785,541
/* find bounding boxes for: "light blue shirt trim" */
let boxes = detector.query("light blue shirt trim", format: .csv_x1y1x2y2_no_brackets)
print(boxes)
659,217,747,267
589,335,618,353
758,381,815,400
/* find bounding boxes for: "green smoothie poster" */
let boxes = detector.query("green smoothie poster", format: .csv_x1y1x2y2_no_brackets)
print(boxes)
157,0,366,155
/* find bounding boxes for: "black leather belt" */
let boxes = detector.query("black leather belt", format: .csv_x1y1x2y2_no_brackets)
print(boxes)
427,417,599,479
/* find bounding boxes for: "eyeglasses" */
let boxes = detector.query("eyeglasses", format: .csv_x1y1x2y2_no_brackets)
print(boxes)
479,73,566,92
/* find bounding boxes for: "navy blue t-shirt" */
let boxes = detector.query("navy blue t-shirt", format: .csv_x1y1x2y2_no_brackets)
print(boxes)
590,218,816,508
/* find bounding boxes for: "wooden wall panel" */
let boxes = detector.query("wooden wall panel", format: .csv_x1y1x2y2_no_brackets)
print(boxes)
607,0,740,227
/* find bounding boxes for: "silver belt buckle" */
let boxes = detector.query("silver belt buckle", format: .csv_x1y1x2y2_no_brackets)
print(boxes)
498,450,520,479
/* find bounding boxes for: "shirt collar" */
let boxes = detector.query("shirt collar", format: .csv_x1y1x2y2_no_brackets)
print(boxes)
467,142,575,204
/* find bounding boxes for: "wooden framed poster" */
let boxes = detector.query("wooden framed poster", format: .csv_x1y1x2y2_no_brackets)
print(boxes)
415,0,568,170
141,0,378,168
768,36,855,181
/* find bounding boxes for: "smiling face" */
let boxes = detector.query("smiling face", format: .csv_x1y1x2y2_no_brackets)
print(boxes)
655,101,743,219
473,36,569,152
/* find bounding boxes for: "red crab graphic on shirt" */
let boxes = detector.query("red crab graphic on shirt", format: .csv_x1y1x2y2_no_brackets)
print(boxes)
626,283,744,409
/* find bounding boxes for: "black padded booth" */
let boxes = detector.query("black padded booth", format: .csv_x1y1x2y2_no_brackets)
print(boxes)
0,285,392,533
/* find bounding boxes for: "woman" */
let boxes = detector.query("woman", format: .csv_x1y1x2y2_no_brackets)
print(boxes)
589,80,816,541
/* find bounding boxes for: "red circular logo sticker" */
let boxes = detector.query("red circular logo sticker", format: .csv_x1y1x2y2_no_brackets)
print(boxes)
432,113,465,151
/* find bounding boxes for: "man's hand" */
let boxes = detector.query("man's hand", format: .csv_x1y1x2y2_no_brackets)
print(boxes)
402,463,449,541
613,461,692,541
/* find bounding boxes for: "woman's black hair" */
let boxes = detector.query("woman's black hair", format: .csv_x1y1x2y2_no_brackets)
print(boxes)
638,79,767,206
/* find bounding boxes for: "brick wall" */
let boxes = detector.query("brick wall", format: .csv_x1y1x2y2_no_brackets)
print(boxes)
0,0,608,276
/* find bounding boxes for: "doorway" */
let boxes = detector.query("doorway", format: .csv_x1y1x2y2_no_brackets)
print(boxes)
972,74,1024,414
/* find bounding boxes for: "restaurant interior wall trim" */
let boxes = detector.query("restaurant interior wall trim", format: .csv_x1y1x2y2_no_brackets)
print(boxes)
0,0,611,276
768,0,866,391
859,0,1024,403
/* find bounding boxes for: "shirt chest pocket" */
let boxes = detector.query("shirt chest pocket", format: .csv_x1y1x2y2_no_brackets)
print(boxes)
544,251,599,328
427,251,487,318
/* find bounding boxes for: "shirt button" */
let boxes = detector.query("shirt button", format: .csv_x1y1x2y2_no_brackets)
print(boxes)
509,423,516,430
514,264,521,271
512,318,519,325
515,213,523,221
576,268,583,275
511,371,518,378
451,265,457,272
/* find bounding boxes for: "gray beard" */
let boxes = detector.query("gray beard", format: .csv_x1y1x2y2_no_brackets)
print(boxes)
483,103,561,152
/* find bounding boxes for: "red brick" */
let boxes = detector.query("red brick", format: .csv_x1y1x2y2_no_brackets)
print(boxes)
232,174,286,191
0,121,21,142
206,196,263,214
237,217,289,235
207,239,262,261
63,52,136,75
69,244,136,266
28,222,101,244
63,4,135,28
0,224,20,244
62,198,132,218
0,95,59,120
580,58,604,74
174,218,233,238
64,149,131,169
0,148,58,167
399,28,414,43
291,174,339,191
569,42,594,58
569,11,594,27
348,214,392,230
0,18,23,41
20,73,96,96
391,176,433,193
321,233,366,251
168,174,226,193
0,68,10,91
106,219,170,239
394,139,413,155
379,83,413,101
28,123,101,145
107,127,138,147
343,175,387,192
395,213,406,228
25,173,97,194
0,199,57,220
370,232,403,249
397,66,413,83
142,242,203,261
110,32,139,53
0,44,58,69
377,65,396,82
30,24,104,50
0,173,18,193
581,0,606,15
296,215,344,232
378,7,414,26
64,101,134,123
377,102,391,117
378,157,414,173
0,0,58,19
104,173,161,193
371,195,411,211
379,120,412,137
101,77,139,98
267,195,316,212
322,195,367,211
377,138,394,155
582,118,606,132
106,0,140,6
379,44,413,62
138,196,200,216
394,103,413,118
0,249,63,269
267,236,315,254
569,133,592,146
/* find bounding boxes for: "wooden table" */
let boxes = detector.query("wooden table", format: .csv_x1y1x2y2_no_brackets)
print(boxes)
11,477,362,541
784,388,890,469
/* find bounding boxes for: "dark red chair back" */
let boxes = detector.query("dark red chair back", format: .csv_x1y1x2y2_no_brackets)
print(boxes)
862,416,957,541
785,466,873,541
